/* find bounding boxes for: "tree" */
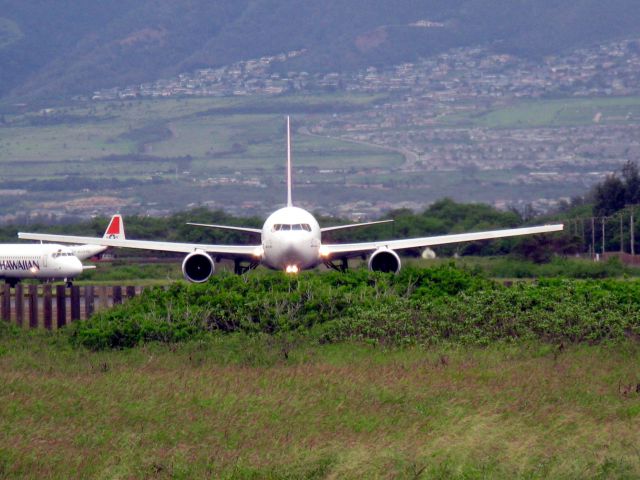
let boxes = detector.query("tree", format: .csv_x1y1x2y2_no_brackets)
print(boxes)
514,233,581,263
593,175,626,216
622,160,640,204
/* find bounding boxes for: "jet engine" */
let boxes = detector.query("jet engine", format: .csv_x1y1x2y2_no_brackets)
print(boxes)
182,251,215,283
368,248,401,273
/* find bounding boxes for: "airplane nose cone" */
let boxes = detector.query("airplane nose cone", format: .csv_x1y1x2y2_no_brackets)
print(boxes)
281,237,301,259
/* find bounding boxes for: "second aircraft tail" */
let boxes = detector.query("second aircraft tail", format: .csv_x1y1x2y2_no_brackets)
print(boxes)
104,214,125,240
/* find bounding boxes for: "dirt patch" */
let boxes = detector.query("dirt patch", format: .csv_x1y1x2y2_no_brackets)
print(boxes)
355,27,388,52
119,27,167,47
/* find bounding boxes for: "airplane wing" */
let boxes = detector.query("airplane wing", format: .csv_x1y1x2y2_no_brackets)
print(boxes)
320,219,394,233
17,232,259,258
186,222,262,234
322,224,564,257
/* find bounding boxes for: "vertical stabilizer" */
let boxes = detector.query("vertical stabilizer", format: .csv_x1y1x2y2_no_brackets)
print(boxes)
286,116,293,207
104,214,125,240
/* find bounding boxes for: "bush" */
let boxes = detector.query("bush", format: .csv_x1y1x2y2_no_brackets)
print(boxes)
67,265,640,349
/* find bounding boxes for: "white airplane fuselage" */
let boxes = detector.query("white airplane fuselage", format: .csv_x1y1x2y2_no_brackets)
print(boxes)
0,244,83,282
261,207,321,271
68,244,107,261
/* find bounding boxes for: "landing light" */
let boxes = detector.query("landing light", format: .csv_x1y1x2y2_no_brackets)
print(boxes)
253,246,264,258
319,245,329,258
29,266,39,274
285,265,299,274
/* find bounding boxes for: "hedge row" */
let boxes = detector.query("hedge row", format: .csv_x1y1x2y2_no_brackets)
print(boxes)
68,266,640,349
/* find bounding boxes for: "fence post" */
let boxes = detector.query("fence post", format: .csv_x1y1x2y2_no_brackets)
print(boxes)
70,286,81,322
15,283,24,327
1,284,9,322
113,286,122,305
28,284,38,329
56,285,66,328
97,286,108,310
85,286,95,318
126,286,136,300
43,285,52,330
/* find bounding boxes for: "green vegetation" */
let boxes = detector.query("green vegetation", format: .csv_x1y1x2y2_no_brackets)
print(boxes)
441,97,640,129
1,325,639,478
68,266,640,350
3,265,640,477
72,256,640,285
75,262,182,284
431,256,638,279
0,95,396,179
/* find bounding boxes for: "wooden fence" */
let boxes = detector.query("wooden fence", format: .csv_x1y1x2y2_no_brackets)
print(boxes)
0,284,143,329
602,252,640,266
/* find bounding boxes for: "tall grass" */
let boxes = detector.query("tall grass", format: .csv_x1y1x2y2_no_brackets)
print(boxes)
1,329,639,479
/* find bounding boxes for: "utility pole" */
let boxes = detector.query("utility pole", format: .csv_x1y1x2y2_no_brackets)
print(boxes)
591,217,595,260
581,218,586,252
631,213,635,256
602,217,606,255
620,214,624,253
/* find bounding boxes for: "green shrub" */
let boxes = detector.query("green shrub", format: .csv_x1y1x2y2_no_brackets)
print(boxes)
67,265,640,349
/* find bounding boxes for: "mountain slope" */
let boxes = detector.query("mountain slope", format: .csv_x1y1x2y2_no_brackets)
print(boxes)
1,0,639,102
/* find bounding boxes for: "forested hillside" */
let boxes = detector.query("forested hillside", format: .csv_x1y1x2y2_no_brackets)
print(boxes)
1,0,639,101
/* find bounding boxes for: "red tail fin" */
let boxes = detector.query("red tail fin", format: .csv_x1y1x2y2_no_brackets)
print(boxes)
104,214,125,240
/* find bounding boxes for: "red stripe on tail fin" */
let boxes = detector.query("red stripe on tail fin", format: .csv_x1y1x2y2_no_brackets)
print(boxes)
104,215,125,239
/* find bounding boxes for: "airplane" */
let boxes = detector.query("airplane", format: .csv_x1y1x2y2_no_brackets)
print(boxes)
18,117,563,282
0,214,126,288
0,244,84,287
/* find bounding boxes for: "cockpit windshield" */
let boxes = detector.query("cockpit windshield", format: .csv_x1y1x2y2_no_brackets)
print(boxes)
273,223,311,232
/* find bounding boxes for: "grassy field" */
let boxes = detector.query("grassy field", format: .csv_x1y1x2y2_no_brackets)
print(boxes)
440,96,640,129
0,17,23,49
3,266,640,478
1,331,639,479
0,94,398,179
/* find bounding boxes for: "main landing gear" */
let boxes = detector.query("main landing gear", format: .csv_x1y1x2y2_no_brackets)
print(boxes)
323,258,349,272
234,259,259,275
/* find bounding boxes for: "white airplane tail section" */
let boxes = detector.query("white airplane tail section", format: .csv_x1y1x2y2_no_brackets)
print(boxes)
104,214,125,240
286,116,293,207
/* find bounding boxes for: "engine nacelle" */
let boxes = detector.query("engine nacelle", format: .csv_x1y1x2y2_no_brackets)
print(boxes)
368,248,401,273
182,251,215,283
